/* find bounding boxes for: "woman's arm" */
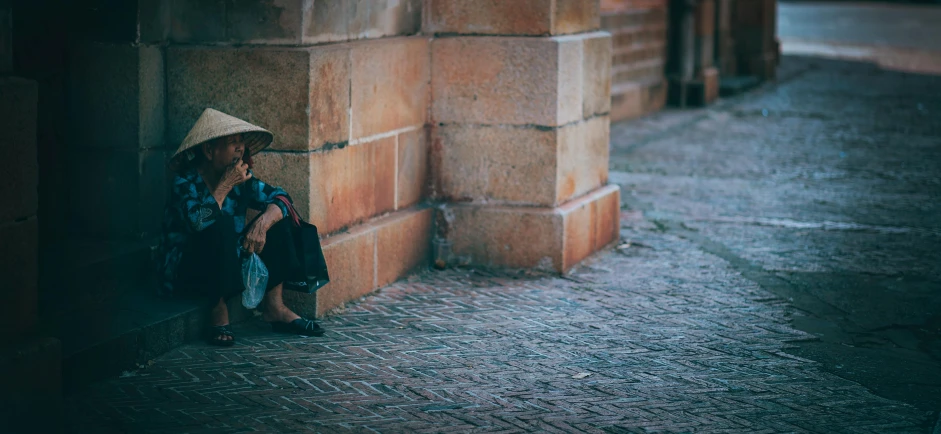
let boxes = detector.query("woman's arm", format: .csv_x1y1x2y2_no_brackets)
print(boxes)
245,170,292,219
172,173,222,232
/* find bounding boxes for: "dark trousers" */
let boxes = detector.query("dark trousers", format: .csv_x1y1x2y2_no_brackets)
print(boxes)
175,214,300,305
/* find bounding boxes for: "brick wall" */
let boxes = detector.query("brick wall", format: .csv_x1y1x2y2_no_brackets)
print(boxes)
601,0,669,121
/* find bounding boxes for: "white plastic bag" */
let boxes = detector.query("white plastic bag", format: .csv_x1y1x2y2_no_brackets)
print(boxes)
241,252,268,309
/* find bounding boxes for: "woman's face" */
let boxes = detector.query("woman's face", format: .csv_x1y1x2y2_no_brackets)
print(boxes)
203,134,245,171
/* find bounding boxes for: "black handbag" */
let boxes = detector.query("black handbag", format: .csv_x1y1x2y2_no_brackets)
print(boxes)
274,196,330,293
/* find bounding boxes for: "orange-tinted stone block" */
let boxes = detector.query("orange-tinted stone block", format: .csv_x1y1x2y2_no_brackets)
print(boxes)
425,0,599,35
445,184,620,272
350,37,429,140
397,127,429,209
376,208,432,287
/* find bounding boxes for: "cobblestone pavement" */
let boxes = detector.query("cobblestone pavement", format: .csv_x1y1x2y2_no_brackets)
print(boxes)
62,55,940,432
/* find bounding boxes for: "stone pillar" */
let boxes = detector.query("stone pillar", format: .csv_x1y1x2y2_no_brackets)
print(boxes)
0,3,63,431
733,0,778,80
715,0,737,75
427,0,621,273
667,0,719,107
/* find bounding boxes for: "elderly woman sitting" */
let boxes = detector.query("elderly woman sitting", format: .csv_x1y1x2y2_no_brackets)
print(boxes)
157,108,322,346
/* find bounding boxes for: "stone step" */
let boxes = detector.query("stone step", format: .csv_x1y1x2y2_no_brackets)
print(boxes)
46,290,253,391
38,237,155,319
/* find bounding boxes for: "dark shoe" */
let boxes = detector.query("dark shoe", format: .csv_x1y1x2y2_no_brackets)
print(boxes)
207,324,236,347
270,317,324,337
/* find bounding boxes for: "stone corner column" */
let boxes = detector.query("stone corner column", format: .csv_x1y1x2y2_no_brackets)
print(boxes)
733,0,778,80
428,0,620,274
667,0,719,107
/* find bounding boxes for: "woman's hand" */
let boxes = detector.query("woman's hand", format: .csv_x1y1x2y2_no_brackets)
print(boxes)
243,219,268,254
242,204,282,253
220,159,252,189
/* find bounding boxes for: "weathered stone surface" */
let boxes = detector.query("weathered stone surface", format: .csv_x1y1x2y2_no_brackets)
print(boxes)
397,127,429,209
557,115,609,204
445,184,619,272
168,45,351,151
309,47,352,148
376,208,432,287
68,43,165,151
432,123,557,205
169,0,226,43
446,205,564,270
253,138,397,235
250,151,312,220
591,182,620,252
432,36,557,126
554,0,601,35
432,33,606,127
349,0,422,40
432,117,608,207
425,0,553,36
303,0,347,44
560,184,619,269
226,0,304,44
426,0,598,36
310,138,397,234
304,0,421,44
68,149,167,238
350,37,429,140
0,78,38,222
0,218,38,339
582,32,612,117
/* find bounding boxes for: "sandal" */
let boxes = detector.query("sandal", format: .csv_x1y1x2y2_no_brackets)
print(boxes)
270,317,324,337
207,324,236,347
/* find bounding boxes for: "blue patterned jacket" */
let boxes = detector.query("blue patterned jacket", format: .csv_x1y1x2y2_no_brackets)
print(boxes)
156,168,291,296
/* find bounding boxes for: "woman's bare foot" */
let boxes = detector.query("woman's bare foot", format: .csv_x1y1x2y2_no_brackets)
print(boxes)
210,297,233,343
260,284,301,324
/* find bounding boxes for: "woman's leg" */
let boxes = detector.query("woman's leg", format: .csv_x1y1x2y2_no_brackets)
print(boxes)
250,217,324,336
176,217,240,343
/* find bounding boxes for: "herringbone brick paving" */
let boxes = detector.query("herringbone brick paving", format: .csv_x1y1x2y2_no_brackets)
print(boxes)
63,221,926,433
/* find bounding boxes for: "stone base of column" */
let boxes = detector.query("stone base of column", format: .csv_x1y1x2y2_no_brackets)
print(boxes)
441,185,620,273
0,336,62,432
667,67,720,107
284,206,433,318
745,52,778,81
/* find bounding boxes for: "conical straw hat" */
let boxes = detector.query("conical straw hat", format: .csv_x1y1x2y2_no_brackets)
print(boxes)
171,108,273,165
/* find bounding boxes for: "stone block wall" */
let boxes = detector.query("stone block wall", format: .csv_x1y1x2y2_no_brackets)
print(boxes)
600,0,669,121
733,0,779,80
428,0,621,273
